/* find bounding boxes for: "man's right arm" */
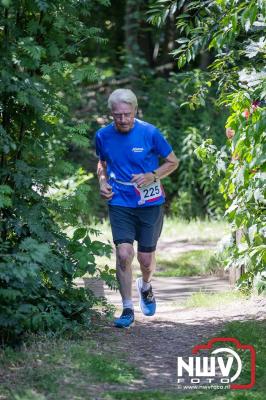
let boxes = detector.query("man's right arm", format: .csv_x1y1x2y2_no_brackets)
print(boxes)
97,160,114,200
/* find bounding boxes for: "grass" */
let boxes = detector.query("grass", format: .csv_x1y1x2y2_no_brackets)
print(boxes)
82,217,229,277
69,344,140,384
155,249,222,277
105,320,266,400
1,218,247,400
181,290,247,308
105,388,265,400
88,217,230,244
0,318,264,400
0,334,141,400
161,217,230,242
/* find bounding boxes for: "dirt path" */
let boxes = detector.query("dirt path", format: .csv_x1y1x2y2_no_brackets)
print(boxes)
75,275,266,398
156,238,218,254
95,297,265,394
103,275,230,309
75,236,265,398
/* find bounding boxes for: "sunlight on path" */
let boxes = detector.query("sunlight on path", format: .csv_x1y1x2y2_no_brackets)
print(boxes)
75,275,231,320
103,275,230,314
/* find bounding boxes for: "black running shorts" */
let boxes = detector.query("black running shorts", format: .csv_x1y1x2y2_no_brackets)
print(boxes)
108,204,164,253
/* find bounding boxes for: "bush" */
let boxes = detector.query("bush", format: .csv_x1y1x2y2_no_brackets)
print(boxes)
0,0,114,344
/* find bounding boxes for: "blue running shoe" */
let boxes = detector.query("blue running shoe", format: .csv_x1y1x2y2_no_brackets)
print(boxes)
136,278,156,316
114,308,134,328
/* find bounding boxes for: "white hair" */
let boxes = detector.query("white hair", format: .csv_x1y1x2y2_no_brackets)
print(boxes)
108,88,138,110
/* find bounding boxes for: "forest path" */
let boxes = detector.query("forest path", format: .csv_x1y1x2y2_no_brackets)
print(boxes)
74,228,265,398
95,293,265,393
76,272,265,398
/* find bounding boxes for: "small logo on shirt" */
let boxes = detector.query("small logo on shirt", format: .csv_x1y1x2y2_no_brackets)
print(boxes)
132,147,144,153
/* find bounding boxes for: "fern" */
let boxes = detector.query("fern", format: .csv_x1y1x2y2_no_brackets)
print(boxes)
18,37,45,63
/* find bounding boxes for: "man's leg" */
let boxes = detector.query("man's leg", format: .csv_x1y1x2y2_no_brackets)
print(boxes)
135,205,163,316
116,243,135,303
137,250,156,287
113,242,135,328
108,205,136,327
136,250,156,316
136,205,163,286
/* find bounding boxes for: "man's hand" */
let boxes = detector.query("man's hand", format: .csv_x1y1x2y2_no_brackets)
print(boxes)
131,173,154,188
100,182,114,200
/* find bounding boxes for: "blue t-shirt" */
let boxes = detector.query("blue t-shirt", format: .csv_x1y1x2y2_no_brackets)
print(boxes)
95,119,172,207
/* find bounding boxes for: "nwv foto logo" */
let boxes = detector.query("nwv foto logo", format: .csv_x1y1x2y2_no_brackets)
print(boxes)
177,337,256,390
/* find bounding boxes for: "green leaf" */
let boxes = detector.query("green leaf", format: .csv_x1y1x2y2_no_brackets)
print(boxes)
19,238,50,263
178,54,186,68
254,188,264,203
18,37,45,63
0,185,13,208
176,38,190,44
73,228,87,241
70,134,90,148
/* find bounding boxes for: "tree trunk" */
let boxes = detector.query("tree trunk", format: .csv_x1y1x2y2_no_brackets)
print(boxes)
124,0,143,73
199,51,212,70
229,229,246,286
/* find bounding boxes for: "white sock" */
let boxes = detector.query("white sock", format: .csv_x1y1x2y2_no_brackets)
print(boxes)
122,299,134,310
142,278,151,291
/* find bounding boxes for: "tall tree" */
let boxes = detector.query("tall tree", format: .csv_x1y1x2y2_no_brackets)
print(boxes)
0,0,113,343
149,0,266,292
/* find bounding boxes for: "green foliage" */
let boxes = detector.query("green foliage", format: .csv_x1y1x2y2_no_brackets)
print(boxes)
148,0,266,290
0,0,114,343
133,72,227,218
72,0,228,221
0,185,13,208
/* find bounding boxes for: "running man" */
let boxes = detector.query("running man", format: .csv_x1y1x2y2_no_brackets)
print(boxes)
95,89,179,328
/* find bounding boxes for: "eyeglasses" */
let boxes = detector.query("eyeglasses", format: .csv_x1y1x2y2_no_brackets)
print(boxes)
112,112,132,120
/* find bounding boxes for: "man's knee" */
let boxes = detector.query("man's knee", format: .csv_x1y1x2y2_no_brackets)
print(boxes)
116,244,134,270
137,252,154,270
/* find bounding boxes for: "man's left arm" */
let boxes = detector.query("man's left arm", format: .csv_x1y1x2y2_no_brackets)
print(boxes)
153,151,179,179
131,151,179,187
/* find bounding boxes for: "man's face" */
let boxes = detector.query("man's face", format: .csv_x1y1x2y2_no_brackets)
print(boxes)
111,102,136,133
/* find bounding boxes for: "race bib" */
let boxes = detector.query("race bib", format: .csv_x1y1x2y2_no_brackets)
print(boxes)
134,181,162,205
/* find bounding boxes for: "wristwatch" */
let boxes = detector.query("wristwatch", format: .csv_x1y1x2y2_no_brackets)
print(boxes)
151,170,158,182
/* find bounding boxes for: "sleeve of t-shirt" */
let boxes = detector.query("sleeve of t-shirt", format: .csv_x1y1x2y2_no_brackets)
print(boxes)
152,128,173,158
95,131,106,161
